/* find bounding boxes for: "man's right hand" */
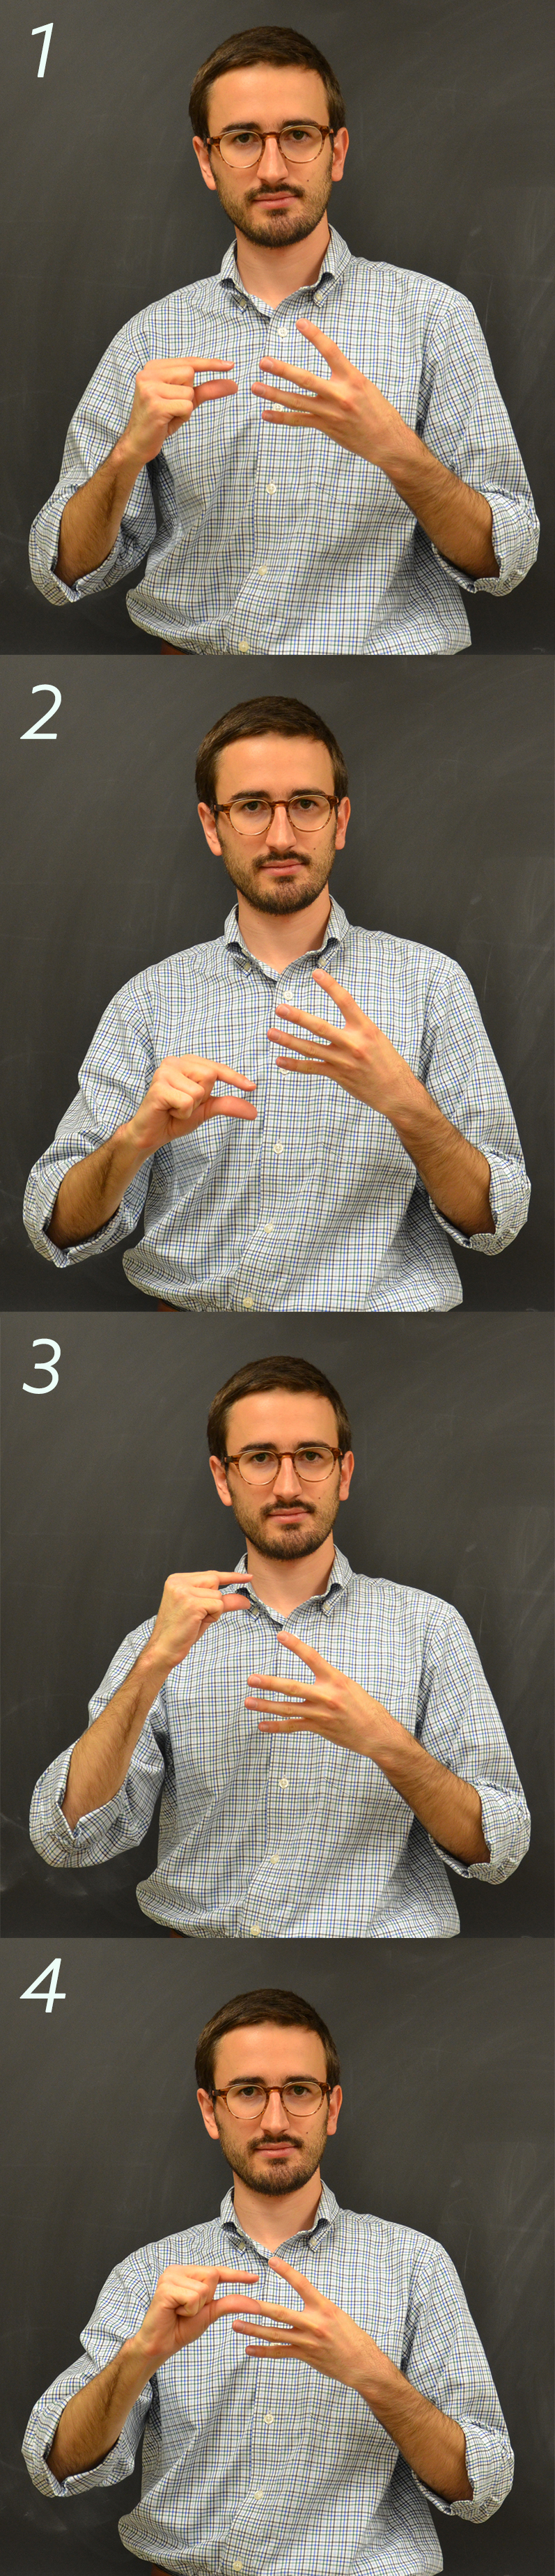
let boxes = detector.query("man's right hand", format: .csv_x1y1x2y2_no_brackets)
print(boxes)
133,2265,258,2371
124,1053,257,1163
118,357,237,471
143,1570,251,1682
47,1054,256,1251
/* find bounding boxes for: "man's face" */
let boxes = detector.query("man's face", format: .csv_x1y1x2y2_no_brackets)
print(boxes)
198,732,350,917
193,65,348,249
210,1389,354,1561
198,2019,341,2197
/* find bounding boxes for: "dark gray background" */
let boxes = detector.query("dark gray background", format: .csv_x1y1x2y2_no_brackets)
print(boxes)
1,0,553,652
1,1937,553,2571
2,1309,552,1939
3,653,553,1310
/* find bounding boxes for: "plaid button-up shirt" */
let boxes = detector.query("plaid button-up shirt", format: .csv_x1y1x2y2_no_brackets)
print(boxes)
29,1547,530,1938
29,228,538,655
23,901,530,1314
22,2182,514,2573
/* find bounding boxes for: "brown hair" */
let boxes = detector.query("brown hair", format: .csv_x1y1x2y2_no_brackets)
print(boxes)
195,1986,341,2092
189,25,346,142
195,695,348,810
207,1353,352,1463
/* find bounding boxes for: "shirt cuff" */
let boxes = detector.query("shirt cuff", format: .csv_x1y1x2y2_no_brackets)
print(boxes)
430,1780,531,1884
38,2423,136,2495
29,1746,132,1866
432,490,540,597
430,1151,530,1255
29,511,131,605
23,1174,140,1266
414,2419,514,2522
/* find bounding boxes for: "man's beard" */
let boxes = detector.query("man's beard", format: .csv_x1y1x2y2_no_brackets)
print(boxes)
219,2123,327,2196
213,169,333,250
232,1489,341,1560
219,834,336,917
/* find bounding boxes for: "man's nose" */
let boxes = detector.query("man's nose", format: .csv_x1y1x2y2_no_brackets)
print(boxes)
260,2088,289,2130
272,1451,302,1496
263,802,295,849
256,134,292,183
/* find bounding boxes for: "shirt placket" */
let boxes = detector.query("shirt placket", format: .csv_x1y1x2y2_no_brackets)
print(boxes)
229,948,338,1311
226,297,311,654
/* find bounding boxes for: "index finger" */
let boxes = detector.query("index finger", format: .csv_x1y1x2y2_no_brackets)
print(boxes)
177,1057,257,1089
153,357,236,375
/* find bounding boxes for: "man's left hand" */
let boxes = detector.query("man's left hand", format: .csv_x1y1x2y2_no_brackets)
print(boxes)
245,1631,392,1757
251,319,408,472
267,967,416,1121
230,2255,382,2389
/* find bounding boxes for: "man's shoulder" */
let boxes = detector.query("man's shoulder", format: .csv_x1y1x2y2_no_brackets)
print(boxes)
107,936,228,1015
347,1570,454,1631
112,274,228,351
111,2217,223,2288
344,924,454,981
334,2203,442,2279
341,249,464,320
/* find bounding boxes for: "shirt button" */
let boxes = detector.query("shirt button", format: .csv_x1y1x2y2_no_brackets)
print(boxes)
279,1776,289,1789
265,481,277,495
237,641,250,653
263,1221,275,1236
249,1923,263,1936
232,2563,244,2571
242,1296,255,1310
263,2410,274,2423
257,562,269,575
272,1141,285,1156
281,988,295,1003
268,1852,281,1865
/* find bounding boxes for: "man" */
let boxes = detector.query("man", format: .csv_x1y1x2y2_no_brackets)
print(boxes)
23,1985,515,2571
23,694,530,1314
28,26,538,655
29,1354,530,1937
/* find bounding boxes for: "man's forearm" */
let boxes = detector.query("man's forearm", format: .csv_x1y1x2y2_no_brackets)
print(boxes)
47,2337,149,2482
61,1640,170,1827
389,1075,494,1236
48,1124,147,1250
366,1709,489,1864
377,414,499,577
358,2346,472,2501
55,440,142,586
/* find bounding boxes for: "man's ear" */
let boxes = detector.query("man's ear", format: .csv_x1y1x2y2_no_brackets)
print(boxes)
209,1454,234,1507
198,801,223,855
192,136,219,194
197,2086,220,2137
325,2084,343,2138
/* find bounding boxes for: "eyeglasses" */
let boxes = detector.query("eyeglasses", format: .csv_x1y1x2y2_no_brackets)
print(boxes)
212,792,338,840
208,121,334,171
224,1443,341,1488
212,2078,329,2122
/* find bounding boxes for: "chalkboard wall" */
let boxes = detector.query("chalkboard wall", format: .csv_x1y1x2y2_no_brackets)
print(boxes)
2,1310,552,1937
3,654,553,1310
1,0,553,650
2,1937,553,2570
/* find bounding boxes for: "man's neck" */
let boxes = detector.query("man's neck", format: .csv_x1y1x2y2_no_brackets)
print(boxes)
233,212,331,311
244,1530,336,1615
235,883,332,968
230,2165,324,2251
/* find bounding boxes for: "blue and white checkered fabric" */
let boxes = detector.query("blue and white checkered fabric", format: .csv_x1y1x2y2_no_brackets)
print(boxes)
23,902,530,1313
29,229,538,655
22,2182,514,2572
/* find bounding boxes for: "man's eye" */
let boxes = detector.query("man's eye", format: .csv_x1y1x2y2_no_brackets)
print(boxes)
230,129,258,146
283,126,313,141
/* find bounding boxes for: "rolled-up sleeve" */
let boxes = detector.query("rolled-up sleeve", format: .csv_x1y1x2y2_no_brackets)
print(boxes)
405,2240,514,2521
23,977,159,1266
22,2256,154,2497
29,1621,169,1868
421,290,539,595
28,318,160,604
421,956,530,1255
420,1603,530,1883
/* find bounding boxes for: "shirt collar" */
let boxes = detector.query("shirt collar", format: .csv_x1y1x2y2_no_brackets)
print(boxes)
219,2177,339,2247
223,895,350,961
219,224,352,304
232,1544,353,1613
